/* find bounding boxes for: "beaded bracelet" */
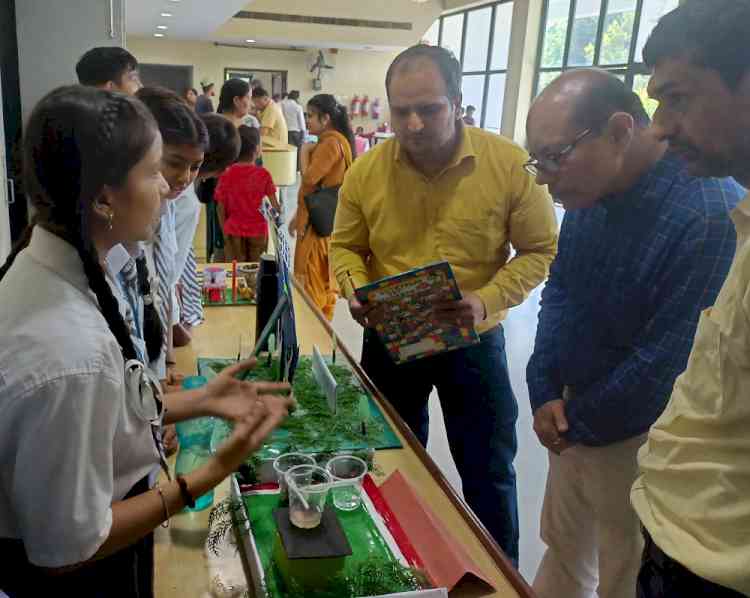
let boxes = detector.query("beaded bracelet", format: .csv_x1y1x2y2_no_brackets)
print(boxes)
154,482,170,528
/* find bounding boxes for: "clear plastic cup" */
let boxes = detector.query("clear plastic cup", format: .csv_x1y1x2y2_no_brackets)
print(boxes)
285,465,331,529
326,455,368,511
273,452,316,501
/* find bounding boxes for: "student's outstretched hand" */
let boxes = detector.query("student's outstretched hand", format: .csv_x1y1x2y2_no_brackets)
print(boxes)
202,358,291,423
213,393,291,474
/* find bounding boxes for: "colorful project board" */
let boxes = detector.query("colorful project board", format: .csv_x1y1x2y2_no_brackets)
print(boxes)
354,262,479,364
198,356,402,456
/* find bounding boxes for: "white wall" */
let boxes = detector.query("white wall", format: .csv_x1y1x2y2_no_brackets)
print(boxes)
15,0,125,121
128,37,398,130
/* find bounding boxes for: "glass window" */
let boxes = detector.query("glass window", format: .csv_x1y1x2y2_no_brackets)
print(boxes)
634,0,679,62
441,13,464,62
599,0,637,65
491,2,514,70
540,0,571,68
537,71,561,95
423,20,439,46
461,75,486,123
568,0,601,67
633,74,659,117
484,73,506,133
435,2,514,130
464,7,493,71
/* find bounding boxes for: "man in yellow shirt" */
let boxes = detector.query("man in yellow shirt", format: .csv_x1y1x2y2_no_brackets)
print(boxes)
252,87,288,144
330,45,558,566
631,2,750,596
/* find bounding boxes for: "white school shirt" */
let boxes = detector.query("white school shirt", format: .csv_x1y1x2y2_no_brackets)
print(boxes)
173,183,201,282
0,227,160,567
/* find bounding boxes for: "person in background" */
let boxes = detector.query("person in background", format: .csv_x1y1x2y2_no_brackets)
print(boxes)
463,104,477,126
282,90,307,169
173,113,242,346
630,2,750,597
0,85,290,597
184,87,198,109
354,125,370,156
331,45,558,565
75,46,142,95
289,94,356,320
196,79,215,114
272,93,281,103
218,78,260,129
134,87,208,387
252,86,288,144
525,69,744,598
216,126,280,263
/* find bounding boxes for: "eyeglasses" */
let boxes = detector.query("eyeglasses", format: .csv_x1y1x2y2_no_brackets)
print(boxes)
524,128,593,176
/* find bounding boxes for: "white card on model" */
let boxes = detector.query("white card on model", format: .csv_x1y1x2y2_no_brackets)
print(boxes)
312,345,338,414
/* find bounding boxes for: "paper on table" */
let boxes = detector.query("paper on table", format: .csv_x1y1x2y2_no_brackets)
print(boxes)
379,470,495,593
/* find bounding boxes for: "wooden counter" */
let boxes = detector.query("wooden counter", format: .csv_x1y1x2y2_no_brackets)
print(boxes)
154,280,534,598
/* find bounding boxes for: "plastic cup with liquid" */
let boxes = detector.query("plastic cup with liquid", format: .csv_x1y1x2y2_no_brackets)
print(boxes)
273,452,316,502
326,455,368,511
285,465,331,529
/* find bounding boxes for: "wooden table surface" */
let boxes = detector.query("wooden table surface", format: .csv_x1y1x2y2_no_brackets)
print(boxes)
154,282,533,598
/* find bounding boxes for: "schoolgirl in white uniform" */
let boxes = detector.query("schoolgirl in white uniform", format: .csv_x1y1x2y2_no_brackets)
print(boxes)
0,86,290,596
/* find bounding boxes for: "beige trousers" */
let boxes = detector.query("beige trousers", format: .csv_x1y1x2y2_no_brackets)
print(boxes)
533,434,647,598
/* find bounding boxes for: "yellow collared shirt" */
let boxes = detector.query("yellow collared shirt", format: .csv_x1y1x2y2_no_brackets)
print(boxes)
259,99,288,144
330,126,558,333
632,194,750,596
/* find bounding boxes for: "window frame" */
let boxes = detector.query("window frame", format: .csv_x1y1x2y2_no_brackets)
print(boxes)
432,0,515,131
533,0,656,97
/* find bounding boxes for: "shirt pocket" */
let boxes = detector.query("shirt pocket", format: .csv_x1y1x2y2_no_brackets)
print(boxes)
438,214,507,266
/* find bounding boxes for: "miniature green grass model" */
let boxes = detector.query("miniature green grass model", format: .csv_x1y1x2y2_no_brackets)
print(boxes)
199,356,401,460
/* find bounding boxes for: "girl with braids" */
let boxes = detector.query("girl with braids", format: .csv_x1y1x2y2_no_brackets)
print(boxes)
288,93,356,320
0,86,290,597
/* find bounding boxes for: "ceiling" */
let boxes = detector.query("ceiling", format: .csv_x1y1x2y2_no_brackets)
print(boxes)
127,0,446,51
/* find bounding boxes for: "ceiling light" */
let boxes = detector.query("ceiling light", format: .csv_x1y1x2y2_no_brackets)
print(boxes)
246,39,256,43
157,24,168,30
154,33,165,37
160,12,173,17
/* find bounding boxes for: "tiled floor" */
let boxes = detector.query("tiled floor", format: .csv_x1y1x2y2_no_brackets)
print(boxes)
281,180,552,582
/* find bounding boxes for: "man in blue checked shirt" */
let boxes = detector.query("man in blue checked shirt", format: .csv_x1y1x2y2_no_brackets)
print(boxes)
524,69,745,598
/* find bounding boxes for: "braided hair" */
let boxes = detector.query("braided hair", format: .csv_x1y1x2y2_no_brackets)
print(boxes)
307,94,357,159
0,85,160,363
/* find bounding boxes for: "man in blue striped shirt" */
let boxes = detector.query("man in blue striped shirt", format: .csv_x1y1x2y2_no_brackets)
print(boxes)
524,69,745,598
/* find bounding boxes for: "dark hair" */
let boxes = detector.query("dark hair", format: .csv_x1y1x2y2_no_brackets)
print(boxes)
0,86,158,363
217,78,250,115
281,92,289,100
201,82,214,93
466,105,476,113
135,255,163,363
252,87,270,99
307,94,357,159
571,72,651,130
136,86,209,150
386,45,461,101
237,125,260,161
76,47,138,87
643,0,750,90
199,113,241,176
288,90,300,101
